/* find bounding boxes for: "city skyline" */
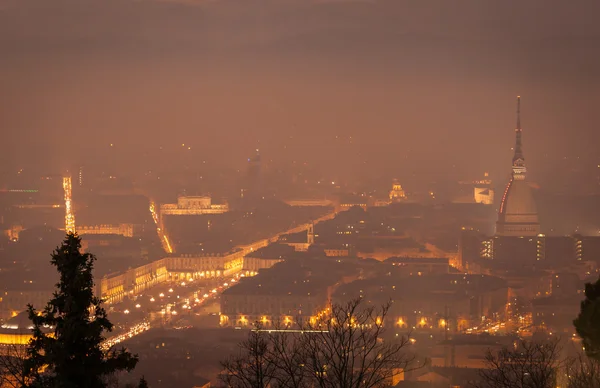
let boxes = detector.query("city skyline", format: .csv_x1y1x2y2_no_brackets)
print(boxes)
1,1,600,387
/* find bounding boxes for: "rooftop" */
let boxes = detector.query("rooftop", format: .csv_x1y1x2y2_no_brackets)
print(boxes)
385,257,449,265
222,258,359,296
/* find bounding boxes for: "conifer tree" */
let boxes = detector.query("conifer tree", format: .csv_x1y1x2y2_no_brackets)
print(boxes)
137,377,149,388
23,233,139,388
574,277,600,361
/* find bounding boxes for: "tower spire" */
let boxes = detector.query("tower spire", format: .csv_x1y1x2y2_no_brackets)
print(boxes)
516,95,521,131
511,96,526,178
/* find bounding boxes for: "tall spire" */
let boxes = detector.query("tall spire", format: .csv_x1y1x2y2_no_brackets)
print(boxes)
511,96,526,178
513,96,523,163
516,95,521,130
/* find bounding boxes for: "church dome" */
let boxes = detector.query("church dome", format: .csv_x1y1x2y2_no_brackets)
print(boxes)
496,178,540,236
499,178,538,217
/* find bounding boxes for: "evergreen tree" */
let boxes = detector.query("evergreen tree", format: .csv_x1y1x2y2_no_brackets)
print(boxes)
23,233,139,388
137,377,149,388
574,277,600,361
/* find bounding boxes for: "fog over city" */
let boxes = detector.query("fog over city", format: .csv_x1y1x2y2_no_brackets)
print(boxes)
1,1,600,387
2,0,600,180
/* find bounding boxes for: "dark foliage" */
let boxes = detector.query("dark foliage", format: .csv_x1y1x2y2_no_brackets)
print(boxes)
23,233,139,388
574,277,600,361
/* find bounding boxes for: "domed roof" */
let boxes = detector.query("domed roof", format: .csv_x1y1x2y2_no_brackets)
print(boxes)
1,311,34,331
499,178,538,217
496,178,540,236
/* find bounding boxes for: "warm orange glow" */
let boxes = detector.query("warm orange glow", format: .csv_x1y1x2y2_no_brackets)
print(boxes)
63,176,75,233
220,315,229,325
0,333,33,345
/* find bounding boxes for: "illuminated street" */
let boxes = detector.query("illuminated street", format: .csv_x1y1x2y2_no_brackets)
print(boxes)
103,272,252,347
149,200,173,254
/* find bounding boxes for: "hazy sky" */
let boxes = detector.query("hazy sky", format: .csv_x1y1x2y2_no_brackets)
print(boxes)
1,0,599,183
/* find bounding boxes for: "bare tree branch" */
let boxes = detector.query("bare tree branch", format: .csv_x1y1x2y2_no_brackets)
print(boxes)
219,299,420,388
219,323,278,388
565,352,600,388
298,298,418,388
0,343,29,388
470,338,562,388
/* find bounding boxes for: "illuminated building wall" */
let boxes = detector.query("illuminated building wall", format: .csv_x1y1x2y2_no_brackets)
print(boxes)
285,242,310,252
283,199,333,207
0,332,33,346
160,196,229,216
220,292,328,328
473,172,494,205
334,274,507,330
324,248,350,257
165,252,244,281
219,258,358,328
575,235,600,261
469,234,600,269
78,223,134,238
98,250,249,304
337,202,368,212
474,187,494,205
242,256,283,272
0,316,54,348
99,259,168,304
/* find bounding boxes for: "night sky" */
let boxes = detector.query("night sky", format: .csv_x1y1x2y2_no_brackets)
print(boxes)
1,0,599,183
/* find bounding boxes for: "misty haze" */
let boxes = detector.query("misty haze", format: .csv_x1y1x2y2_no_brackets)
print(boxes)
1,0,600,387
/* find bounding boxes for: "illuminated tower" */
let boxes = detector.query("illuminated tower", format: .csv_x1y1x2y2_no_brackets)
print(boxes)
63,176,76,233
496,97,540,236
